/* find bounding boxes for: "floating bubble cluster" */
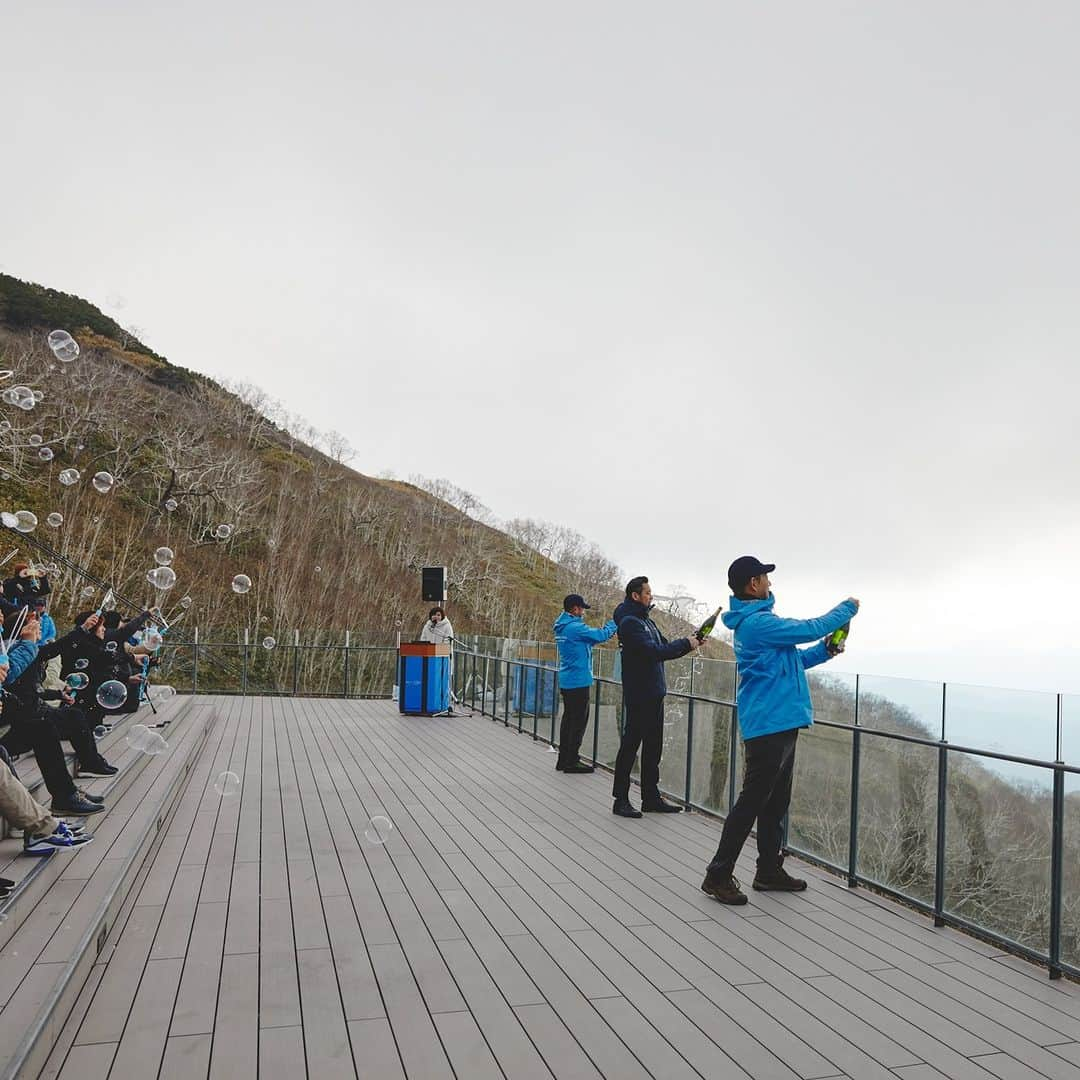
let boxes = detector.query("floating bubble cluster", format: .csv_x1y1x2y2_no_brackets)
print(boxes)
146,566,177,590
96,680,127,709
47,330,80,362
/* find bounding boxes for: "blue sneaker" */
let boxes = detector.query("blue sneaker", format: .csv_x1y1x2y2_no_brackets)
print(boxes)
24,827,94,854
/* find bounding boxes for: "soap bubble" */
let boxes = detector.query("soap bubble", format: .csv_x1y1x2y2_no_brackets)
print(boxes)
93,724,107,738
38,447,54,462
230,574,251,594
92,471,114,494
314,566,322,574
31,390,44,403
0,420,9,433
151,684,175,700
0,512,16,528
262,636,276,650
142,731,168,756
146,566,177,590
153,547,174,566
10,386,33,406
213,771,240,797
79,587,94,599
104,641,118,654
142,629,163,649
0,389,17,405
164,498,178,512
46,512,63,527
267,539,276,548
96,680,127,709
17,398,34,411
179,596,192,609
363,816,394,845
126,724,150,750
74,657,89,669
0,371,10,382
13,510,37,533
28,434,42,446
59,468,80,485
65,672,89,690
215,523,233,540
47,330,80,362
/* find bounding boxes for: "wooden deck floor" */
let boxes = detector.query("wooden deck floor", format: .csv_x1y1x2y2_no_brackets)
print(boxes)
38,697,1080,1079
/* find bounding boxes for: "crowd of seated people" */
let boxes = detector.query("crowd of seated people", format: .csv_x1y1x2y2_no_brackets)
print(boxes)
0,565,164,865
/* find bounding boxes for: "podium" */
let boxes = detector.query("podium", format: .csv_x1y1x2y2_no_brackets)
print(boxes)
398,642,451,715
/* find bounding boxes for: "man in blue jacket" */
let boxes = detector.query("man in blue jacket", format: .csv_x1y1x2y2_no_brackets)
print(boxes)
612,576,699,817
702,556,858,904
553,594,617,773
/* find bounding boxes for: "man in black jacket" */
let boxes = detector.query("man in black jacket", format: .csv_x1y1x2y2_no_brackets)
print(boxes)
611,576,699,818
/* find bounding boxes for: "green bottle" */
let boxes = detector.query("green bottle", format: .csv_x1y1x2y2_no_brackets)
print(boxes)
826,622,851,655
695,606,723,641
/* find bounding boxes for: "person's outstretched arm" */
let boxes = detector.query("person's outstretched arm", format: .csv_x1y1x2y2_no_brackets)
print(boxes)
618,617,693,661
744,599,858,649
567,619,618,645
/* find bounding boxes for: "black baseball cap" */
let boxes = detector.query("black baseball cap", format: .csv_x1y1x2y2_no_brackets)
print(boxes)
563,594,590,611
728,556,776,593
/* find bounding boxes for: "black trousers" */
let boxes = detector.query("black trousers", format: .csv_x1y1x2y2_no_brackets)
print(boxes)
557,687,590,768
49,706,103,768
707,728,799,878
2,713,78,802
613,698,664,802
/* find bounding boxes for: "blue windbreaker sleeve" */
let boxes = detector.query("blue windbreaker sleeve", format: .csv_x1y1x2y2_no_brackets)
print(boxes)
567,619,618,645
617,617,692,661
3,641,39,684
799,640,832,670
743,600,857,649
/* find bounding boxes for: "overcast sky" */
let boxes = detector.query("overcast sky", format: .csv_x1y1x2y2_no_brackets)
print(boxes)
4,2,1080,694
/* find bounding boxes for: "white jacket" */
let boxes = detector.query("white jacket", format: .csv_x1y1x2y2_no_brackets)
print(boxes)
419,617,454,644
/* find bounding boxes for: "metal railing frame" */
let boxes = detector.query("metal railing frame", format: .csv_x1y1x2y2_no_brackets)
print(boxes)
459,643,1080,982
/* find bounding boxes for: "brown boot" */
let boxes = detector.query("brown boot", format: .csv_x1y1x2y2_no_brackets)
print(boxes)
701,873,748,905
752,856,807,892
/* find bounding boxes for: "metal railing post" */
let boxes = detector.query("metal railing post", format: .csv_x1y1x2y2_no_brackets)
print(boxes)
471,650,478,709
592,679,601,764
728,704,739,814
934,683,948,927
685,696,695,809
848,674,861,887
241,627,249,697
343,631,350,697
503,659,510,726
482,656,489,716
192,626,199,694
1050,692,1065,979
532,661,540,740
292,629,300,696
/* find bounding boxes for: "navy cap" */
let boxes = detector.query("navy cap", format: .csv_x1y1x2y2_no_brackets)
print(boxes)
727,556,776,593
563,594,591,611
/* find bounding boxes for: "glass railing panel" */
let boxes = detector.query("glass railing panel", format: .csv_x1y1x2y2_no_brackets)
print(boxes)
807,670,857,728
688,701,733,815
855,731,937,905
693,656,736,705
595,680,623,771
658,692,689,802
945,683,1057,764
857,674,943,739
788,722,852,871
943,752,1051,955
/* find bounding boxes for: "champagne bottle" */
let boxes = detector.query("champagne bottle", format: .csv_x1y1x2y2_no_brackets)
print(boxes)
826,622,851,655
695,606,723,641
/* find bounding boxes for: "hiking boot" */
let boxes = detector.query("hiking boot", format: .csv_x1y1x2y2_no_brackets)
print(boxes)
701,873,748,905
641,797,683,813
752,858,807,892
562,763,595,774
612,798,643,819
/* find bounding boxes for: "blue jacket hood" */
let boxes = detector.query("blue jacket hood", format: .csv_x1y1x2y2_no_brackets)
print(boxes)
552,611,575,633
721,593,776,631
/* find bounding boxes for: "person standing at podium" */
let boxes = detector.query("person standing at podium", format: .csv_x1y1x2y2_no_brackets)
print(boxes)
553,594,616,773
420,607,454,644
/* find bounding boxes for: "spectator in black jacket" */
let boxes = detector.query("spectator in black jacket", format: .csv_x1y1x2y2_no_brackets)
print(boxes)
611,576,699,818
1,613,105,816
3,564,51,608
